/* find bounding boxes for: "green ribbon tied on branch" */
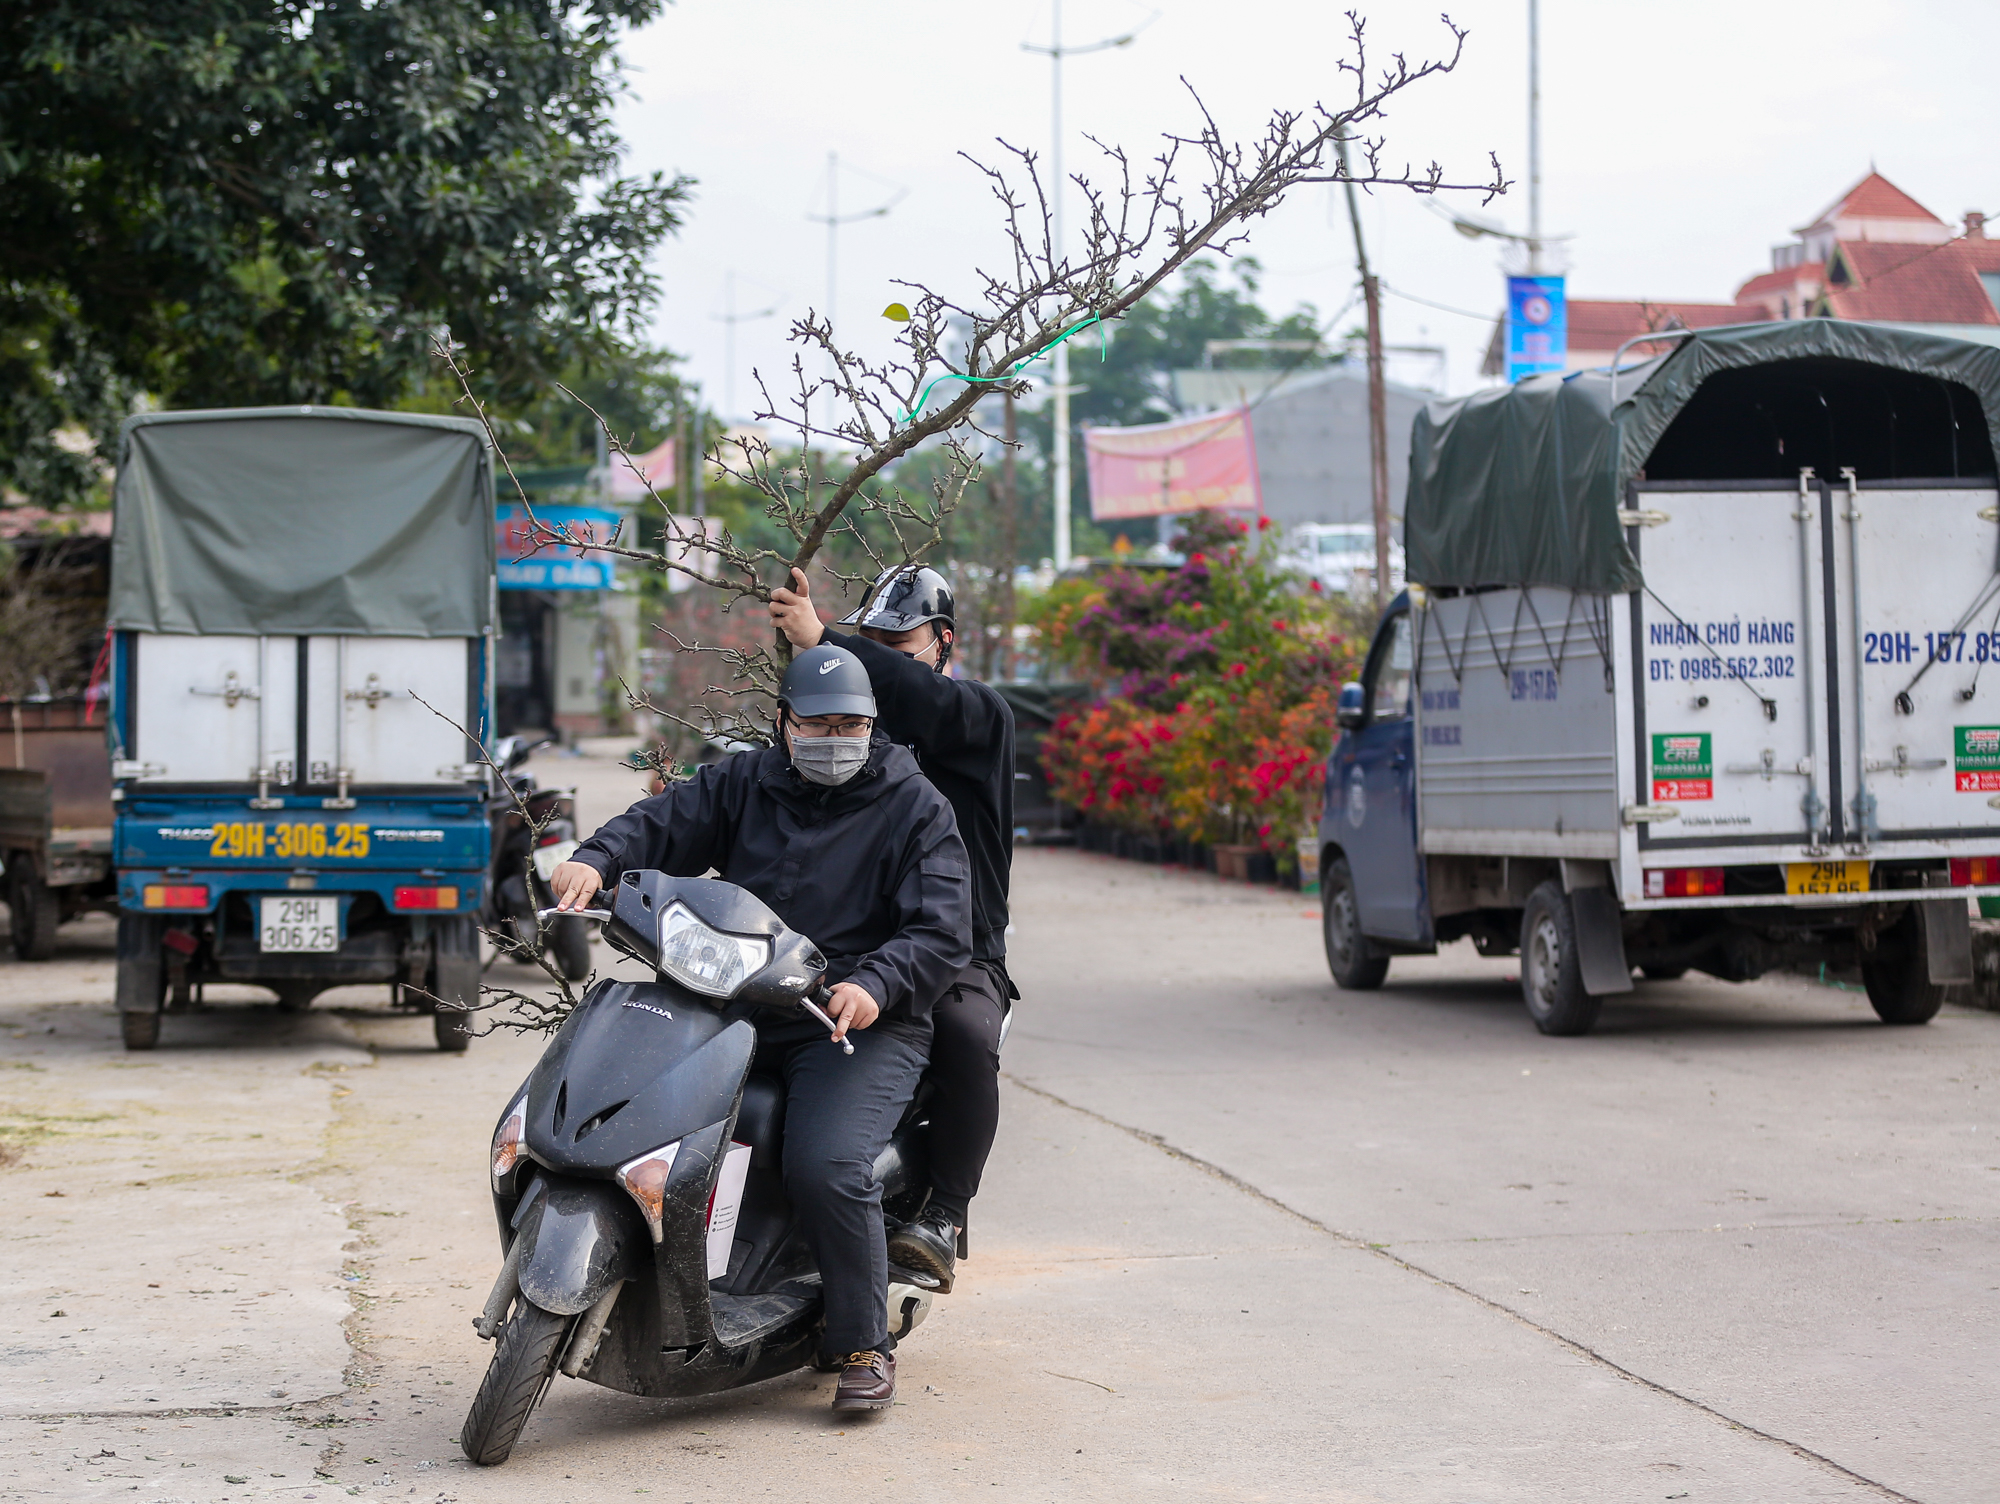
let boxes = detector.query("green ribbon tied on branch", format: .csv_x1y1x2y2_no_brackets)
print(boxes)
891,312,1108,423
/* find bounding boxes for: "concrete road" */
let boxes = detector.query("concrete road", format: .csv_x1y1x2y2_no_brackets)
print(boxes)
1,744,1995,1503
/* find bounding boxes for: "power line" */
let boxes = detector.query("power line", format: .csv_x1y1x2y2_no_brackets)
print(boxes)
1379,281,1498,323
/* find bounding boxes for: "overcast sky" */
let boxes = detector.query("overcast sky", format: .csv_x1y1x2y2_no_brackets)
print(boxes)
612,0,2000,413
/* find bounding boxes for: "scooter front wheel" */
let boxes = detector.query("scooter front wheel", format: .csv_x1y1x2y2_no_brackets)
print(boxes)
459,1299,570,1466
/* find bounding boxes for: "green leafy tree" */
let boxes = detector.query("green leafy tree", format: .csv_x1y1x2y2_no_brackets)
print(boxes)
0,0,687,507
401,341,687,471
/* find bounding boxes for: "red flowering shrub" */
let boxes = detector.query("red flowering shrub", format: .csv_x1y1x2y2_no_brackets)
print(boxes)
1039,510,1370,863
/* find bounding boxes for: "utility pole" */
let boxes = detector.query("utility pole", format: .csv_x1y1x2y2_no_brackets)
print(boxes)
1528,0,1542,275
711,271,778,422
1024,2,1147,574
804,154,903,442
1338,135,1392,615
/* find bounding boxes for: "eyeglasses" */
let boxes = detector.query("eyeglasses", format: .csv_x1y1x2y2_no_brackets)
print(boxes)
787,716,872,739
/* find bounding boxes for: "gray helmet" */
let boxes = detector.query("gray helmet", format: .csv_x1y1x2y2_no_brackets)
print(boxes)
840,564,955,634
777,644,877,720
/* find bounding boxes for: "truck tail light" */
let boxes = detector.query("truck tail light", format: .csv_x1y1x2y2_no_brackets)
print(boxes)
1644,867,1724,899
393,885,459,910
1949,857,2000,886
142,885,210,909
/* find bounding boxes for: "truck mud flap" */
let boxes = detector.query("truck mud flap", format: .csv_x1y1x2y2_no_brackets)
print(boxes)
1922,899,1973,986
1569,889,1634,996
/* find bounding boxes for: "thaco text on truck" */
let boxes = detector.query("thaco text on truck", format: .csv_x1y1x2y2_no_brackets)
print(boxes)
1321,322,2000,1034
107,408,497,1050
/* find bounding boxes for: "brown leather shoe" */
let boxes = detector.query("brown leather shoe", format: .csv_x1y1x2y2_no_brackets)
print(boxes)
831,1349,896,1413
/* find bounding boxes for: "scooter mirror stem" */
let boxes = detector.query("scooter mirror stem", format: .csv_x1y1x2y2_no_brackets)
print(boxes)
536,907,613,922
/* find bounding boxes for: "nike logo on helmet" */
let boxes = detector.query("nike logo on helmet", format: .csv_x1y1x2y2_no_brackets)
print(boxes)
818,657,843,674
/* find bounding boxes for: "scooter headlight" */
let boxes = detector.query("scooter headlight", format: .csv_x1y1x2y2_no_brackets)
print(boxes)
490,1096,528,1184
657,902,770,999
615,1141,682,1242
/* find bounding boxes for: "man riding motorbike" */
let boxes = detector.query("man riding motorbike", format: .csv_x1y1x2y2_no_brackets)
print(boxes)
770,563,1014,1294
546,644,970,1414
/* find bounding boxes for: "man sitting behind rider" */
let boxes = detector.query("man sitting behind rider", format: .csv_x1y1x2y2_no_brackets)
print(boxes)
546,644,970,1417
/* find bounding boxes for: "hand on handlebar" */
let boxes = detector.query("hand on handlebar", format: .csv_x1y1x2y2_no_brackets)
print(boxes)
822,981,880,1043
549,861,603,912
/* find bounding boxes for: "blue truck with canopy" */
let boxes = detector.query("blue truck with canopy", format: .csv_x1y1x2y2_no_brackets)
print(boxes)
1322,321,2000,1034
107,406,497,1050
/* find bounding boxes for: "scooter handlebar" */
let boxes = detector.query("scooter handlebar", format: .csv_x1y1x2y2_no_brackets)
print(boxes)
802,985,855,1056
536,906,613,922
531,909,850,1057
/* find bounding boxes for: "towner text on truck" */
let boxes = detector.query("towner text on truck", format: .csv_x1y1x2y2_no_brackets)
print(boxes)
1321,322,2000,1034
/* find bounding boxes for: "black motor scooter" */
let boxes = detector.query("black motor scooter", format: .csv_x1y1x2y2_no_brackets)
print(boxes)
459,868,937,1466
484,736,592,982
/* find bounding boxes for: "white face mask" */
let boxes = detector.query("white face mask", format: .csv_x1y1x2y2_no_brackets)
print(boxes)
789,734,871,787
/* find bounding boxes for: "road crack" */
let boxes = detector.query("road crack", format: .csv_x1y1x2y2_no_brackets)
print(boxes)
1005,1071,1922,1504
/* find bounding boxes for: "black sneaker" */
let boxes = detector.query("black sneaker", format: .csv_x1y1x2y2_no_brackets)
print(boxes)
886,1208,957,1294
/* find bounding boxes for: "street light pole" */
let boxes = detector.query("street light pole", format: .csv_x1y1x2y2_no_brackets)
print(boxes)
1050,16,1069,573
1527,0,1542,275
804,154,904,442
1337,135,1392,616
1024,3,1148,574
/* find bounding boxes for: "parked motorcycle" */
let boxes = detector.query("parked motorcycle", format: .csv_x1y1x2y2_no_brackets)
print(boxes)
459,869,937,1466
485,736,592,982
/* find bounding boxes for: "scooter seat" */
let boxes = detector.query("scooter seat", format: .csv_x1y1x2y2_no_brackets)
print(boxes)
735,1070,932,1170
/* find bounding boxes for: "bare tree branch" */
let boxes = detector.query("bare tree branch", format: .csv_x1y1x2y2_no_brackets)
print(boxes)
438,11,1503,751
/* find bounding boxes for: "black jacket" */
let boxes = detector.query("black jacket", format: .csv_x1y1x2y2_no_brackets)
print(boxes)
570,737,971,1028
822,629,1014,962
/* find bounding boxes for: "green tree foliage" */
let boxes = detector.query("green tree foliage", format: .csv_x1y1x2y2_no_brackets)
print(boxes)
0,0,688,507
1072,257,1327,432
403,342,686,471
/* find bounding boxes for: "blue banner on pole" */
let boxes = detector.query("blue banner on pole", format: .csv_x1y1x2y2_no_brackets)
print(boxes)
1505,276,1567,383
496,504,618,590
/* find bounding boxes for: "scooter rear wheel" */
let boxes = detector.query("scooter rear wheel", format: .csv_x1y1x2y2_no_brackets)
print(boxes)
460,1299,570,1466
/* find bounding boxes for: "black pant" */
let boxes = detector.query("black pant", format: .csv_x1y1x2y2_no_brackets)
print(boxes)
756,1017,928,1359
925,960,1010,1216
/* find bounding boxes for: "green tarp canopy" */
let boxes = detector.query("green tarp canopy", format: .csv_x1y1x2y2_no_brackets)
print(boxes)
109,407,495,637
1404,321,2000,594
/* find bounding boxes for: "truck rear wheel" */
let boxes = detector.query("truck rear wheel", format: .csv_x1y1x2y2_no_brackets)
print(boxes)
430,914,481,1052
120,1008,161,1051
6,865,60,961
1322,856,1389,990
1520,881,1603,1036
1861,941,1945,1026
115,914,166,1051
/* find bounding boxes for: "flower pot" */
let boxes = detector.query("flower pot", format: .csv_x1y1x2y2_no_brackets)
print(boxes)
1212,843,1256,882
1246,851,1278,885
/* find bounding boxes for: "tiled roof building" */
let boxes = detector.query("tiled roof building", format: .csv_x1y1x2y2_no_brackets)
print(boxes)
1483,172,2000,377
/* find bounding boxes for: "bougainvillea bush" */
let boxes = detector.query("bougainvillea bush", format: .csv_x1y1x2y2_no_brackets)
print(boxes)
1037,511,1370,863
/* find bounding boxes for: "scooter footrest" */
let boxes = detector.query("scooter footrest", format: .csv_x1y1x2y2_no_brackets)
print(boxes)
709,1290,814,1350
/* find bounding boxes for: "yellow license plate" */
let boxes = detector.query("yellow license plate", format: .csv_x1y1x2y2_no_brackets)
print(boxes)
1785,860,1870,896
